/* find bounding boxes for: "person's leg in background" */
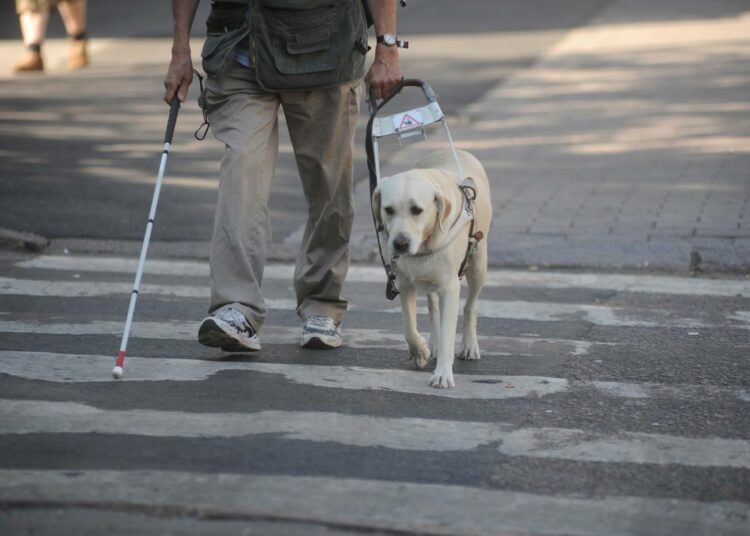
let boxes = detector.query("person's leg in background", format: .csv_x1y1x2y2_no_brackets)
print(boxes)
14,0,88,73
56,0,88,69
14,0,51,72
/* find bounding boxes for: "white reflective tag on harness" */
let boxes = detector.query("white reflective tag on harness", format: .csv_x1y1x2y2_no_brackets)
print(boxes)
371,102,444,139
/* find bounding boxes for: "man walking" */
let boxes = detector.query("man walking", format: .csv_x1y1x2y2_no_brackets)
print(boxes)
164,0,404,351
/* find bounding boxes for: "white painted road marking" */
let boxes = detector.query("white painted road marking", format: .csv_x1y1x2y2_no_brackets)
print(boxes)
3,400,749,468
0,470,747,536
0,351,747,403
0,276,207,298
0,351,568,399
0,319,598,356
2,277,746,328
17,255,750,297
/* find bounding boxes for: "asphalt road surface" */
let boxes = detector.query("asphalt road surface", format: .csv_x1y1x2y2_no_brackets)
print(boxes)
0,250,748,534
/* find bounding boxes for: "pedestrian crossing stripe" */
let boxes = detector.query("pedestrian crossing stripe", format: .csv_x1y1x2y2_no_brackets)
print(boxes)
0,470,747,536
2,276,747,329
3,399,749,468
16,255,750,297
0,320,599,356
0,351,747,404
0,350,566,398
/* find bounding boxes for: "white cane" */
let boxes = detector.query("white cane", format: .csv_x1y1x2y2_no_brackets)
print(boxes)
112,95,181,379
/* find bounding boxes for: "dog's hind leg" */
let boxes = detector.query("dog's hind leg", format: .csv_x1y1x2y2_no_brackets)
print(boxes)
430,278,460,388
427,292,439,360
458,241,487,361
399,279,430,369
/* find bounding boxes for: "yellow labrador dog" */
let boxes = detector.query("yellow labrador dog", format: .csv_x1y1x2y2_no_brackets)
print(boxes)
372,149,492,388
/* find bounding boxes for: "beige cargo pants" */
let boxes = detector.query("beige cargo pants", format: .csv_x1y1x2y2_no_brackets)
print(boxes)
203,60,361,332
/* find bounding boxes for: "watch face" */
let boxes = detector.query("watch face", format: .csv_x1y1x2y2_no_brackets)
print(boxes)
383,33,396,45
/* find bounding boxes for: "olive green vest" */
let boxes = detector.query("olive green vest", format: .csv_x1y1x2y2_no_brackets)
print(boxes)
202,0,368,92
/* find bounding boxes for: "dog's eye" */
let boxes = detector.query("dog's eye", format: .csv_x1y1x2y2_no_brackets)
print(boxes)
410,206,423,216
384,206,395,216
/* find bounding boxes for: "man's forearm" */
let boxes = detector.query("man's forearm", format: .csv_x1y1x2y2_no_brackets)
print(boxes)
165,0,199,102
367,0,400,69
172,0,199,54
367,0,397,37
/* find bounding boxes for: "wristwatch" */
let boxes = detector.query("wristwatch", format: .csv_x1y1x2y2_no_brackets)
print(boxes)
377,33,397,46
376,33,408,48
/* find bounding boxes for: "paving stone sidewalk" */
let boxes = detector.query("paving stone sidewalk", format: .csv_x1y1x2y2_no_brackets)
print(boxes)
349,0,750,273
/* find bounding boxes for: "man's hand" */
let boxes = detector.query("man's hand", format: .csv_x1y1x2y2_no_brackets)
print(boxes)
365,45,404,100
164,0,199,103
164,49,193,104
365,0,404,100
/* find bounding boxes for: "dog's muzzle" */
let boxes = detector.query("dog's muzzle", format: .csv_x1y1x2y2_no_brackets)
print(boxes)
392,234,410,254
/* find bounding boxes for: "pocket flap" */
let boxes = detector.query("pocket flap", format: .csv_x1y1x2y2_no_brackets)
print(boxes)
201,35,224,59
287,31,330,54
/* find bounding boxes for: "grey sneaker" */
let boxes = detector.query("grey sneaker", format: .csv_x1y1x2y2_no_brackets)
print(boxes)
198,307,261,352
301,316,342,349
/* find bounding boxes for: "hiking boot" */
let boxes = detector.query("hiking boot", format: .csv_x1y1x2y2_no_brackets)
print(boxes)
300,316,342,349
14,51,43,73
68,39,88,70
198,307,260,352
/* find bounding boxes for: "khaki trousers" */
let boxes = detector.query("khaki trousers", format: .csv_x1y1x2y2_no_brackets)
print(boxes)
203,60,361,331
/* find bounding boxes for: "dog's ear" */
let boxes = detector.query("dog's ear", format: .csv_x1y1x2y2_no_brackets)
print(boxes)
435,191,453,233
372,187,383,228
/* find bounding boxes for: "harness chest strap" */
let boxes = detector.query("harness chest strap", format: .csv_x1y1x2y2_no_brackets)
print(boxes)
458,227,484,279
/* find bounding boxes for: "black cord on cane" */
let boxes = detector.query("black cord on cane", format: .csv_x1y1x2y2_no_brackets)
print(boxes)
192,68,210,141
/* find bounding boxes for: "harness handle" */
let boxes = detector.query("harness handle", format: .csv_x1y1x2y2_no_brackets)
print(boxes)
366,79,437,196
367,78,437,116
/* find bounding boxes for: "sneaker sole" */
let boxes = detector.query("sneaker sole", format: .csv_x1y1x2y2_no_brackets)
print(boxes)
300,335,342,350
198,318,261,352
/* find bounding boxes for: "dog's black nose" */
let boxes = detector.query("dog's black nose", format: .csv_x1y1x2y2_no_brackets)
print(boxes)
392,234,410,253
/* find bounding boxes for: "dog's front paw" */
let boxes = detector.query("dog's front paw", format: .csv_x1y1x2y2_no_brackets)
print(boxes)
429,368,455,389
458,342,481,361
409,336,432,369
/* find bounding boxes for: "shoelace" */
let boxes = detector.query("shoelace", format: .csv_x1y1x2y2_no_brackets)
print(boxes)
306,316,336,332
219,308,252,333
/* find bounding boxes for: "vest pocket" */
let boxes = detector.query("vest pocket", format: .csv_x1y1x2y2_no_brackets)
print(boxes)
260,3,342,75
201,34,226,76
201,28,248,76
